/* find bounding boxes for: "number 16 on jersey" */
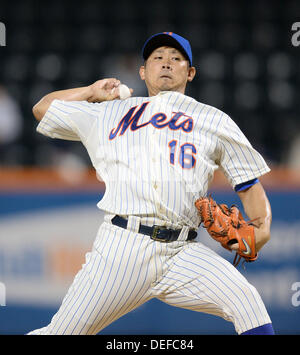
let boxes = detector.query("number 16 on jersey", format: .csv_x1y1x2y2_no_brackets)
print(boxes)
168,140,197,169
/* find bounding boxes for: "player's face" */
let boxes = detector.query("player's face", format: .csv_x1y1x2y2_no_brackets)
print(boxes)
139,46,196,96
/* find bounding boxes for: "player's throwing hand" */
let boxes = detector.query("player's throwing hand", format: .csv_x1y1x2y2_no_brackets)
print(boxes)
87,78,133,103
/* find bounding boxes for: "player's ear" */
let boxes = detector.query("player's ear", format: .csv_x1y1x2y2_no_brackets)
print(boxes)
139,65,145,81
187,66,196,82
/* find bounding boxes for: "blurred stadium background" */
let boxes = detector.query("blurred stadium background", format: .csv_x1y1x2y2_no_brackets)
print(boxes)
0,0,299,334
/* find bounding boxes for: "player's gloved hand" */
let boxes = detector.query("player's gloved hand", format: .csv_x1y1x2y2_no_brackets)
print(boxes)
195,195,259,267
88,78,133,103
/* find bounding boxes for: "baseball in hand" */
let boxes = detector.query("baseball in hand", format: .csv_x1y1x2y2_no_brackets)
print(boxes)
118,84,132,100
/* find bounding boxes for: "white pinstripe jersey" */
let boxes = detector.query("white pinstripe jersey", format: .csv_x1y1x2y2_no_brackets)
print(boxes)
37,91,270,230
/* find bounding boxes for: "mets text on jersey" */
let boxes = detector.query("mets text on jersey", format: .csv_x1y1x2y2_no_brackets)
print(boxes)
109,103,194,140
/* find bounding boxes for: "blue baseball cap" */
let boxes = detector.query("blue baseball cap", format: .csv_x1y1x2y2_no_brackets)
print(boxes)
142,32,193,66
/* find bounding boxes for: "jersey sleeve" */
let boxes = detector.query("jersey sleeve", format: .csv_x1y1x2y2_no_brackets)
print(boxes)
217,114,270,188
36,99,99,144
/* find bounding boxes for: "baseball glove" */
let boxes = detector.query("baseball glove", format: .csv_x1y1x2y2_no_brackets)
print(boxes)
195,195,258,266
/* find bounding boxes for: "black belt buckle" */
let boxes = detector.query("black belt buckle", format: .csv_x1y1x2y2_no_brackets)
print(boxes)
151,225,170,242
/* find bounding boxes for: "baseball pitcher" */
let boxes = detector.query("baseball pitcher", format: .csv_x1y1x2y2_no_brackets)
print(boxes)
28,32,274,335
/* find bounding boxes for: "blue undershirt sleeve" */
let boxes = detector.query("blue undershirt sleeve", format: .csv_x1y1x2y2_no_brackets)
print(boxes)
234,178,259,192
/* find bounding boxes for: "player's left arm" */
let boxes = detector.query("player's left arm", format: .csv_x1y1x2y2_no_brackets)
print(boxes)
237,181,272,253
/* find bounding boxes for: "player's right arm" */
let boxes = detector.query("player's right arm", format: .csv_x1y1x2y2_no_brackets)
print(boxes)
32,78,122,121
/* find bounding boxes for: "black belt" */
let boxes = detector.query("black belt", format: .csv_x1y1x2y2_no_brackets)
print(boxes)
111,215,198,243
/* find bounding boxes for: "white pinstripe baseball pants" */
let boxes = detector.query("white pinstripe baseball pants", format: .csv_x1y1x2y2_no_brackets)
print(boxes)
28,214,271,335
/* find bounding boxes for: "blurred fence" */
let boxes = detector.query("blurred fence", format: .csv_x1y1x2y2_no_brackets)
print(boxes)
0,167,299,334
